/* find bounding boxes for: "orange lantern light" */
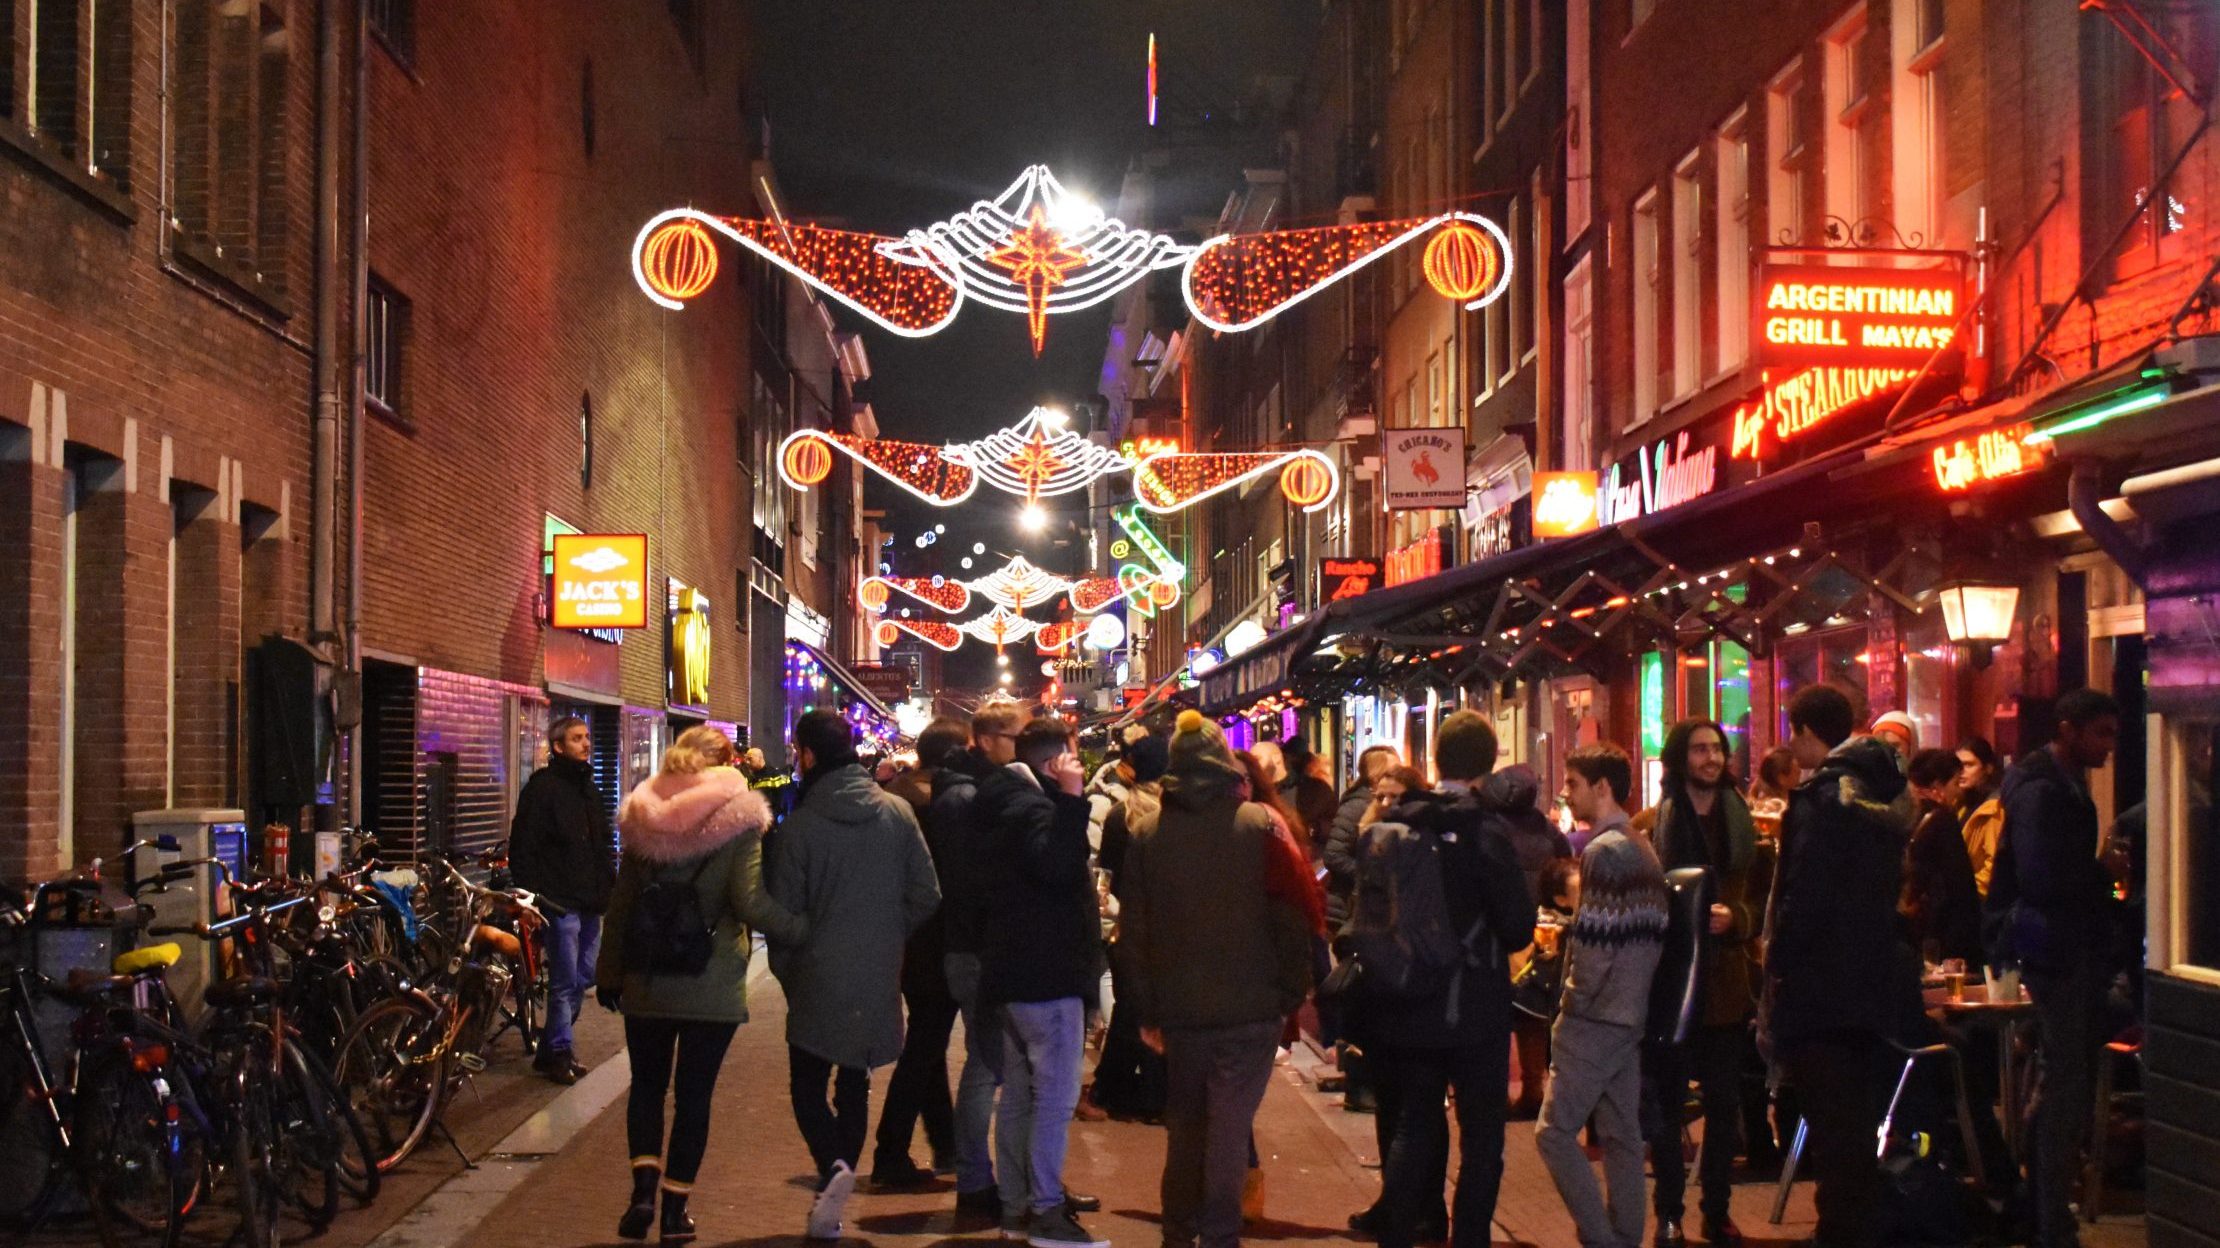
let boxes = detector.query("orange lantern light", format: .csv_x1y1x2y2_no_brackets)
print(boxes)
782,434,835,487
1148,577,1181,607
875,620,901,647
859,579,890,612
1278,455,1334,508
641,219,720,303
1423,221,1499,302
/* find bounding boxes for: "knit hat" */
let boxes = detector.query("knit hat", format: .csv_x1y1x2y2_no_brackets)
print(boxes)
1126,733,1171,784
1168,710,1243,782
1871,710,1919,751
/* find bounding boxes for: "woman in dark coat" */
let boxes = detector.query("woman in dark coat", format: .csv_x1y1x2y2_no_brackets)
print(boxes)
1901,748,1985,971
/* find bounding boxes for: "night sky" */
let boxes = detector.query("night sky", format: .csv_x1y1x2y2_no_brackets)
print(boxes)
746,1,1318,694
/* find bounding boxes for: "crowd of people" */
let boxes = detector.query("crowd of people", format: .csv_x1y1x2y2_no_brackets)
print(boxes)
499,678,2138,1248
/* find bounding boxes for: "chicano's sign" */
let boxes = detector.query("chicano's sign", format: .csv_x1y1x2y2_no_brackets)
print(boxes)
1755,264,1962,369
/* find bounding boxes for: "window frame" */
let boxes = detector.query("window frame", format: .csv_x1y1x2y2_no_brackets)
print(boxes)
1767,59,1808,247
1631,187,1662,427
364,275,409,424
1670,149,1705,401
1714,109,1752,376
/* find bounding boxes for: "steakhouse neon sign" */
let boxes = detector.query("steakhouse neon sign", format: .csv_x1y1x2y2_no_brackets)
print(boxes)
1730,365,1920,460
1754,264,1962,370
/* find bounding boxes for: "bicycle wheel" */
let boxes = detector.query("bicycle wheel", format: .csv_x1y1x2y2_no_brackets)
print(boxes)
286,1040,379,1206
332,996,447,1172
228,1071,283,1248
72,1048,204,1248
0,1037,67,1230
270,1042,340,1227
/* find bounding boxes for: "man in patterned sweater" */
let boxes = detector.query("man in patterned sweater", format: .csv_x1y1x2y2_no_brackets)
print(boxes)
1538,743,1670,1248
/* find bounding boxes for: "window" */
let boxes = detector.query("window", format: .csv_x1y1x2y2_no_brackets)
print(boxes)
1715,113,1751,371
2092,2,2211,280
1671,151,1703,398
7,0,132,184
1824,8,1878,233
2160,719,2220,972
171,1,292,295
1632,189,1661,424
1500,0,1518,123
1564,255,1595,469
1427,352,1444,427
1528,169,1545,361
1566,1,1592,241
1767,62,1807,245
1507,196,1527,365
1890,0,1945,247
365,278,407,418
365,0,412,64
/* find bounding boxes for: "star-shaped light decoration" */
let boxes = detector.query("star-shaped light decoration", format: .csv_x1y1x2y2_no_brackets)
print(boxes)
985,205,1089,355
1005,424,1069,504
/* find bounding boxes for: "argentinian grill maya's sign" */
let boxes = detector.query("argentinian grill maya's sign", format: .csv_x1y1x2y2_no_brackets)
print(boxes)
1754,264,1961,370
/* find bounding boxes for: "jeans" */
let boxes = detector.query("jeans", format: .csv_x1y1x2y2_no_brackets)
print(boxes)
998,996,1085,1215
624,1017,736,1186
542,910,601,1055
1160,1020,1280,1248
1373,1029,1513,1248
947,952,1021,1197
1642,1023,1746,1225
875,980,959,1170
2026,956,2108,1248
1779,1033,1889,1248
1535,1014,1647,1248
789,1044,871,1183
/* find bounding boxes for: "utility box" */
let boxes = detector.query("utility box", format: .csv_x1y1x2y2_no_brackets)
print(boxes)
127,808,248,1022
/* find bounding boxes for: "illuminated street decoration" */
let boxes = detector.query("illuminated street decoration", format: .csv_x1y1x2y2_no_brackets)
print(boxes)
1729,366,1919,460
1113,505,1186,578
969,555,1075,611
634,169,1512,351
1932,424,2049,492
859,574,973,614
1035,621,1083,653
778,429,979,505
876,618,962,652
963,408,1133,503
958,606,1045,649
1129,447,1340,514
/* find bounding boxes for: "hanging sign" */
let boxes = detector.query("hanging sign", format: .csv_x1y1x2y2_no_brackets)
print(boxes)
1532,472,1601,538
1753,264,1962,369
1729,365,1920,460
1382,428,1469,510
1320,557,1383,603
1931,424,2049,492
851,663,914,704
550,534,649,629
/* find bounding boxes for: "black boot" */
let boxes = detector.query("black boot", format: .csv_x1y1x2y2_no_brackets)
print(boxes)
660,1190,696,1244
617,1166,658,1240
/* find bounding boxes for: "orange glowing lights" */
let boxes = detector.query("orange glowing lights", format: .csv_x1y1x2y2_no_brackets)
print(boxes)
550,534,649,630
1753,265,1962,369
1279,456,1334,508
782,434,835,486
1532,471,1601,538
1422,222,1501,302
641,220,720,303
1932,424,2049,492
1729,366,1919,460
985,205,1090,355
859,579,891,611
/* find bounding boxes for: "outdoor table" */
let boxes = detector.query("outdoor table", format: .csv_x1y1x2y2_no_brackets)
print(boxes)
1926,980,2036,1159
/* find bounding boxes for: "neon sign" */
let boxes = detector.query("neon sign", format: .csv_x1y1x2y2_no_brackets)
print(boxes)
1730,366,1920,460
1532,472,1601,537
1932,424,2048,492
1598,430,1720,526
1754,264,1961,369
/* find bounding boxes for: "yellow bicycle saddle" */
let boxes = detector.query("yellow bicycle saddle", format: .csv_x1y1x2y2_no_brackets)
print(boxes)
112,943,183,975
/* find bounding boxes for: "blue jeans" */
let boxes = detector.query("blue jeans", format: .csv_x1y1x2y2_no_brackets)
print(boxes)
946,953,1020,1197
542,910,601,1055
998,996,1084,1216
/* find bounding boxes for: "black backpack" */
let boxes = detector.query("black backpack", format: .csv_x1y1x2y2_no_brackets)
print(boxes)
623,854,718,976
1331,818,1495,1023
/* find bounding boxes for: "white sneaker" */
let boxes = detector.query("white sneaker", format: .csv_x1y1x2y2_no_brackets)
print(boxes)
807,1161,856,1240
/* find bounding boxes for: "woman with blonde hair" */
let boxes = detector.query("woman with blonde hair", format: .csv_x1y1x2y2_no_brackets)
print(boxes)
598,726,809,1242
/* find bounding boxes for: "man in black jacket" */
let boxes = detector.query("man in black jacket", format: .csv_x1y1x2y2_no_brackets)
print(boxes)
1986,688,2125,1248
1763,686,1920,1248
979,717,1106,1248
509,715,615,1084
1323,743,1404,1115
1347,711,1535,1248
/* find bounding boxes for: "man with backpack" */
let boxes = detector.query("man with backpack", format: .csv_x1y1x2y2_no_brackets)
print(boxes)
1537,742,1668,1248
1341,711,1535,1248
767,711,944,1239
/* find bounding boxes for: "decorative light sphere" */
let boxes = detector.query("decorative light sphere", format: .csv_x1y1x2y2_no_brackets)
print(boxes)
782,434,835,487
997,653,1010,667
935,524,947,535
1279,456,1334,508
1423,221,1501,302
961,557,974,569
859,580,890,611
974,542,987,554
641,219,719,302
1084,613,1126,651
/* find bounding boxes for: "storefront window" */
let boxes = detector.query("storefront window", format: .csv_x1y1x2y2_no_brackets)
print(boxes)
1776,626,1871,741
1713,639,1754,781
2170,720,2219,971
1903,610,1954,758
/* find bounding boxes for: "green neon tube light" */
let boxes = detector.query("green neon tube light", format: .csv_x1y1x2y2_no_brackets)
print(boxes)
2025,383,2173,443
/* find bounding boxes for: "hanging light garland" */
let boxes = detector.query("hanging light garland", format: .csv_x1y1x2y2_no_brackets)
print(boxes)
969,555,1077,611
1129,447,1341,514
633,169,1511,352
859,574,973,614
778,429,979,505
877,618,963,652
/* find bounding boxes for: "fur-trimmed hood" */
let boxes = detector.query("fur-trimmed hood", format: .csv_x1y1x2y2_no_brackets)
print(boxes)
616,766,771,864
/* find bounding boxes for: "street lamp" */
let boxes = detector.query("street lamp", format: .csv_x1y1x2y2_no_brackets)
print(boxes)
1931,578,2020,668
1019,504,1048,534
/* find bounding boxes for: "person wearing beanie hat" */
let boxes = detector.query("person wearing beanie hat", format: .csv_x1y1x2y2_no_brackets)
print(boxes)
1870,711,1919,761
1119,709,1314,1248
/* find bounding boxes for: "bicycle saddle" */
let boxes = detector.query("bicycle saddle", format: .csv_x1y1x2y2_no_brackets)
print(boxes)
113,943,183,975
204,975,280,1008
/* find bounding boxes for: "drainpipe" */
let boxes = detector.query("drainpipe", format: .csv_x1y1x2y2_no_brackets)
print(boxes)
311,0,343,653
344,0,369,826
2067,461,2150,591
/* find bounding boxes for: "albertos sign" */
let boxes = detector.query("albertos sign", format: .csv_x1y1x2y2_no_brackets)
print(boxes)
551,534,649,629
1754,264,1961,369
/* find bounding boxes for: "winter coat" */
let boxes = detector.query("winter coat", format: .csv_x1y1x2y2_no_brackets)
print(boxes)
1119,766,1313,1031
1985,745,2118,974
929,750,991,957
1559,818,1669,1030
976,763,1102,1006
886,767,950,1001
1346,782,1537,1051
1486,766,1573,899
509,755,617,915
1764,736,1922,1048
767,764,942,1069
1903,802,1985,971
1959,795,2004,897
1279,773,1341,860
1322,783,1371,931
1085,761,1134,854
596,767,807,1024
1648,782,1765,1026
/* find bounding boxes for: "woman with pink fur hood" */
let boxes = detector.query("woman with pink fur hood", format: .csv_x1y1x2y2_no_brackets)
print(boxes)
597,726,809,1243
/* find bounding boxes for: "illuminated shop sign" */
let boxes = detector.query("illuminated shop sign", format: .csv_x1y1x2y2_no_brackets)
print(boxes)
1531,471,1600,538
550,533,649,629
1385,526,1448,587
1931,424,2049,492
1754,264,1962,369
1320,557,1383,603
1730,366,1920,460
667,582,711,707
1598,430,1721,526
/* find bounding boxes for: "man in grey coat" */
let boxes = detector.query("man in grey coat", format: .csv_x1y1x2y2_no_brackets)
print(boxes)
769,710,943,1240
